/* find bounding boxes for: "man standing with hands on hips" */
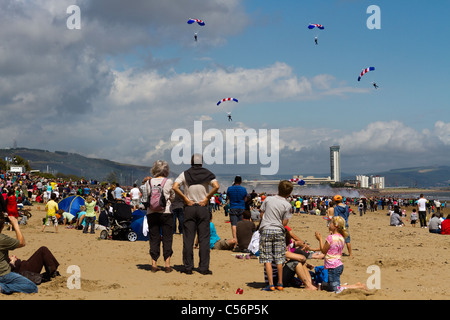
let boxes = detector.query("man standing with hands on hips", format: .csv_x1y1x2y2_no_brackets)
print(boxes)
173,154,219,275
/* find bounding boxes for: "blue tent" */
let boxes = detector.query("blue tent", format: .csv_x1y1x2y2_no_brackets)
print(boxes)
58,195,85,217
131,209,148,241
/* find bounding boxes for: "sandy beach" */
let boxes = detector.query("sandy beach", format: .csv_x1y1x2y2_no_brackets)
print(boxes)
2,203,449,301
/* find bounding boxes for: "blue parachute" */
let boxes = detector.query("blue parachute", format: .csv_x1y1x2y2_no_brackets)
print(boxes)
187,19,205,26
308,24,325,30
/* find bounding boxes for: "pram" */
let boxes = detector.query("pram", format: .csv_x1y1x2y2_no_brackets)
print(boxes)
99,201,137,242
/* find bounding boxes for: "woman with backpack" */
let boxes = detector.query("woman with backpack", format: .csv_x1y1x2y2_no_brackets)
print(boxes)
146,160,175,273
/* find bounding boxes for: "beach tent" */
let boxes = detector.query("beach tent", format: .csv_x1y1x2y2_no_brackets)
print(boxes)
130,209,149,241
58,195,85,216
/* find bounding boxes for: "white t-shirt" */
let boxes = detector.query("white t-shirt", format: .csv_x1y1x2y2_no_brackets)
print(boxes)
129,187,141,200
417,198,427,212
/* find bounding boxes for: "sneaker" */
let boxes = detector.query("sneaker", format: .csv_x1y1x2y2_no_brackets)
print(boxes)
335,286,346,294
261,285,275,292
276,283,284,291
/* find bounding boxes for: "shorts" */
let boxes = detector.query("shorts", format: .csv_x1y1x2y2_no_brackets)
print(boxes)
258,229,286,265
213,239,234,250
411,219,417,225
130,198,140,207
344,226,351,243
44,215,58,226
229,208,244,226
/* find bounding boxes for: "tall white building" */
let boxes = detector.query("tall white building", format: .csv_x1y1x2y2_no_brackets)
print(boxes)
356,175,369,188
330,146,341,182
356,175,385,189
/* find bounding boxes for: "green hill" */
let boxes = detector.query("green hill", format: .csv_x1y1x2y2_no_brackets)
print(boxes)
0,148,154,185
370,166,450,188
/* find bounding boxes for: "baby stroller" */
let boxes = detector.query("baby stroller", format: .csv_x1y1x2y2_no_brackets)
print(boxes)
99,201,137,242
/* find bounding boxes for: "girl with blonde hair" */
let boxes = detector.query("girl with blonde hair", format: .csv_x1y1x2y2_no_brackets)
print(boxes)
315,216,348,292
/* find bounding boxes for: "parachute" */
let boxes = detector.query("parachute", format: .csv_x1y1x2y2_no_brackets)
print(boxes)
290,178,305,186
187,19,205,26
308,24,325,30
358,67,375,81
217,98,238,106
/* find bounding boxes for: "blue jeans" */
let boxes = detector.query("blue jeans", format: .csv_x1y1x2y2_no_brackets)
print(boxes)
327,265,344,292
0,272,38,295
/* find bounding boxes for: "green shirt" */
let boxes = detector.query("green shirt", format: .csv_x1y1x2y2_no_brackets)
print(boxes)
85,201,96,218
0,234,20,276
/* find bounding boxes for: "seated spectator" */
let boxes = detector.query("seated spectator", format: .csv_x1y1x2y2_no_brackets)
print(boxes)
390,206,405,227
235,210,256,252
441,214,450,235
0,215,38,294
428,214,442,234
200,214,236,251
9,246,60,283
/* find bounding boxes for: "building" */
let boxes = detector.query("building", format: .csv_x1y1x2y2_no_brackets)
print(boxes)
371,176,385,189
330,146,341,182
356,175,369,188
293,175,333,185
356,175,385,189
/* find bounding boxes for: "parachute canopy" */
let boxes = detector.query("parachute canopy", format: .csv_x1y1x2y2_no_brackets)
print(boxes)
308,24,325,30
290,178,305,186
187,19,205,26
217,98,238,106
358,67,375,81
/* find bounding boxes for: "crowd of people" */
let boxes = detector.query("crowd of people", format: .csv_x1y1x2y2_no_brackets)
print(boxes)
1,160,449,296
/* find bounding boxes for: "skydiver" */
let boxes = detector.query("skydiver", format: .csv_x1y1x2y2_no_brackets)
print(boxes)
372,82,379,89
227,112,232,121
194,33,198,42
315,37,318,45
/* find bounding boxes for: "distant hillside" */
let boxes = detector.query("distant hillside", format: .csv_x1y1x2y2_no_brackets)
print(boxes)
0,148,156,185
369,166,450,188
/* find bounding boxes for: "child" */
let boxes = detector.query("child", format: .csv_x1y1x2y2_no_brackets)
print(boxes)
411,209,418,227
258,180,293,292
315,216,348,293
41,193,59,233
75,206,87,230
83,196,97,234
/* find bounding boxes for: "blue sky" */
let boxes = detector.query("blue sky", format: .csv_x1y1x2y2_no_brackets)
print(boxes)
0,0,449,177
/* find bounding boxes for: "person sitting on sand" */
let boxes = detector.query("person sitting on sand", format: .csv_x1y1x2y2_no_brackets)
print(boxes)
0,215,38,294
234,210,256,252
75,206,86,230
390,206,405,227
8,246,60,283
200,213,236,251
440,214,450,235
428,214,442,234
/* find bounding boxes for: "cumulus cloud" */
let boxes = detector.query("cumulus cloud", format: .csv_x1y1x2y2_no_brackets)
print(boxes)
2,0,447,177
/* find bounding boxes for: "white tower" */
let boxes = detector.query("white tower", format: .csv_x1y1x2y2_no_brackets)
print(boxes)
330,146,341,182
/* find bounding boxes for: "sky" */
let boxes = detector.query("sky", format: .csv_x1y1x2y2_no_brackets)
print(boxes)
0,0,449,178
